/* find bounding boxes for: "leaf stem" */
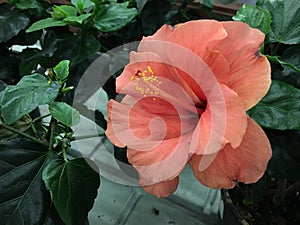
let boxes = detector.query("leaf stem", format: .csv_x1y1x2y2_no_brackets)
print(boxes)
71,133,105,141
32,113,51,123
49,121,56,152
0,121,48,146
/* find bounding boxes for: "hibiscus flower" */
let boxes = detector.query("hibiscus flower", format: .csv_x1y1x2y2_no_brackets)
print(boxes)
105,20,272,197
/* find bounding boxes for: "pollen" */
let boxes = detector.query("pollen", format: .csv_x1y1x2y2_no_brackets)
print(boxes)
130,65,161,100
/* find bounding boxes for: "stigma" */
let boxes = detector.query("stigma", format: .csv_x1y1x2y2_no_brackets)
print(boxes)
130,66,161,100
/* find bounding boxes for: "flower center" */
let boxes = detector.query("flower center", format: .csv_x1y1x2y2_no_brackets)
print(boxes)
130,66,162,101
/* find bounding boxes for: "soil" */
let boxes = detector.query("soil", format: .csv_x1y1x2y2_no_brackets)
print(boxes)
228,183,300,225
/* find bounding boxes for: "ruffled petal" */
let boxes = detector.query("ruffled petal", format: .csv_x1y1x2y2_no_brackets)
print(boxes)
189,84,248,156
213,21,271,109
127,134,192,183
167,20,227,58
105,96,197,150
141,177,179,198
190,117,272,189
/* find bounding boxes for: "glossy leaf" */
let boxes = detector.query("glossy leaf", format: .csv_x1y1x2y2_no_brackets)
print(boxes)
233,4,271,34
69,34,100,65
26,18,68,33
0,74,60,124
266,129,300,180
53,60,70,81
271,45,300,89
92,2,138,32
10,0,44,15
248,80,300,130
63,13,92,24
49,102,80,126
257,0,300,44
0,139,64,225
42,158,100,225
0,5,29,42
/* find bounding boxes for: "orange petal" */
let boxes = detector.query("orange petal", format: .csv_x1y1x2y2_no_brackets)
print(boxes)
167,20,227,58
141,177,179,198
106,96,197,150
127,134,192,183
213,21,271,109
189,117,272,189
189,84,247,155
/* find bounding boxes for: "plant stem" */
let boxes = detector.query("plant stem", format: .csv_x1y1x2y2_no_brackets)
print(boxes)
32,113,51,123
0,121,48,146
71,133,105,141
48,122,56,152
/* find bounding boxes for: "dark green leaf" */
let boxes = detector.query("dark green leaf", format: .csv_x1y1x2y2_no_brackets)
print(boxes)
19,48,43,76
257,0,300,44
266,129,300,180
140,0,171,35
0,115,31,142
219,0,236,4
271,45,300,89
42,158,100,225
63,13,92,24
0,5,29,42
69,34,100,65
248,80,300,130
92,2,138,32
267,55,300,73
233,4,271,34
49,102,80,126
202,0,215,8
1,74,60,124
11,0,44,15
26,18,68,33
0,138,64,225
53,60,70,81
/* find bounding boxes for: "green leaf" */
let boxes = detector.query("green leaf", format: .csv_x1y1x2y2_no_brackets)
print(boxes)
50,5,77,19
233,4,271,34
140,0,171,35
0,115,31,142
257,0,300,44
26,18,68,33
10,0,44,16
42,158,100,225
53,60,70,81
0,5,29,42
219,0,236,4
71,0,94,12
1,74,60,125
63,13,92,24
202,0,215,8
92,2,138,32
69,34,100,65
49,102,80,126
267,55,300,73
248,80,300,130
0,138,65,225
266,129,300,180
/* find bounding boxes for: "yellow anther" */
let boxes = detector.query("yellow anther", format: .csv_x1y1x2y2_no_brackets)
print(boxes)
147,66,154,75
130,76,135,81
